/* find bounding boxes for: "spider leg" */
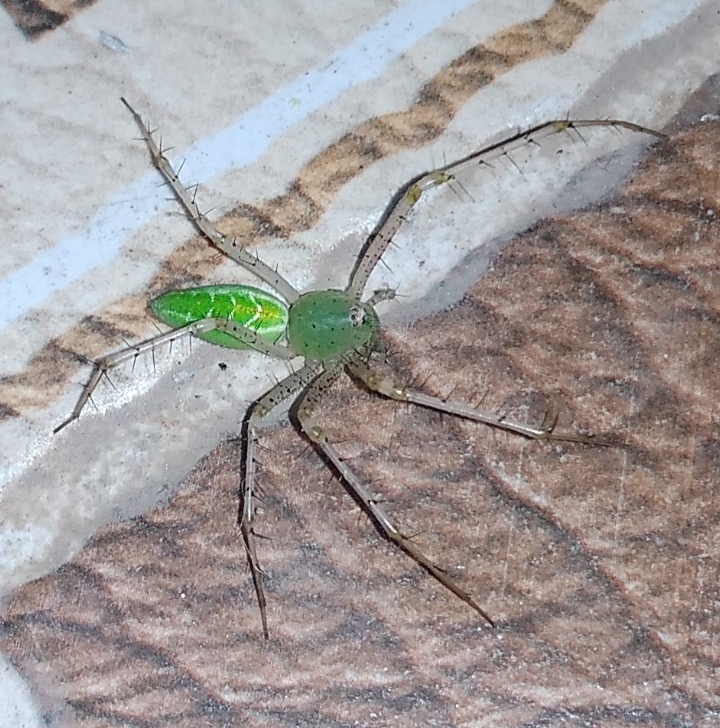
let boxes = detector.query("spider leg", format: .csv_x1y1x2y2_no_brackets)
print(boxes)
242,363,323,639
219,319,296,361
54,318,219,433
120,98,300,304
295,364,495,627
364,286,398,307
55,317,297,433
345,119,665,299
347,358,610,445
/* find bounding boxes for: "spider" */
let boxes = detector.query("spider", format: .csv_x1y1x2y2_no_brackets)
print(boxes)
56,98,664,638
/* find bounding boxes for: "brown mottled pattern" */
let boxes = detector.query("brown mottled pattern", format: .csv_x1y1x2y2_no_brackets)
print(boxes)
2,118,718,725
0,0,611,420
0,0,83,39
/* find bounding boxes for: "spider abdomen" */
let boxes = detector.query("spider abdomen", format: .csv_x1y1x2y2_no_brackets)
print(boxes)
151,284,288,349
287,290,379,363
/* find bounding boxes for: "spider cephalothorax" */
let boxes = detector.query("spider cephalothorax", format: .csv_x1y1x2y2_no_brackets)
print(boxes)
287,290,380,363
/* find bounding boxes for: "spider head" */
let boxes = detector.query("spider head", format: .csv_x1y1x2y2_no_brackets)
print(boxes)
287,290,380,363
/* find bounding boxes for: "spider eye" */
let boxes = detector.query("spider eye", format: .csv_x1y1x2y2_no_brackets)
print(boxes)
349,305,366,327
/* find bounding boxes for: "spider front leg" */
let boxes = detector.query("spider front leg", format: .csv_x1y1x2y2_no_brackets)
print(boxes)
241,363,322,639
55,315,296,433
348,359,607,445
120,98,299,304
346,119,665,298
295,364,495,627
54,318,225,433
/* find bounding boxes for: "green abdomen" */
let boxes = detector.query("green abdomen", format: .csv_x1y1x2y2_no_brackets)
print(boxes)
150,285,288,349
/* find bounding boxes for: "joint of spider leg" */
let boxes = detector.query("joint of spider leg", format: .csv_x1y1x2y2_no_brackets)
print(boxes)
251,402,273,421
298,413,325,443
377,517,401,538
392,377,412,399
432,170,453,187
396,371,418,392
402,183,423,207
308,424,325,443
377,375,408,400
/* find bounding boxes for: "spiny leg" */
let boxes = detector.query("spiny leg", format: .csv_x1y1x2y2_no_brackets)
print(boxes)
54,318,222,433
242,363,323,639
55,316,297,433
120,98,299,304
347,358,608,445
365,286,398,307
295,364,495,627
346,119,666,299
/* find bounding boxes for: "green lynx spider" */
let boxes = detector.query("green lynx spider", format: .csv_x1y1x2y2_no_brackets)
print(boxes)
57,99,664,638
